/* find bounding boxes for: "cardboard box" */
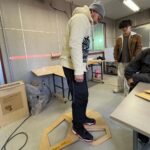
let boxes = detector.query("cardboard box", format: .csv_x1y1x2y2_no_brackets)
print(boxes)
0,81,29,127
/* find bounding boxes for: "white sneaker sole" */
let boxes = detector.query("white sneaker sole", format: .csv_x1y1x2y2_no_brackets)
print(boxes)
84,122,96,126
113,89,123,93
72,129,93,142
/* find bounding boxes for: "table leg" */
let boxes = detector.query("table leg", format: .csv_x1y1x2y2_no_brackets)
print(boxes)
133,130,138,150
91,65,94,80
61,77,65,98
48,76,52,96
100,62,103,80
68,90,71,101
53,74,56,93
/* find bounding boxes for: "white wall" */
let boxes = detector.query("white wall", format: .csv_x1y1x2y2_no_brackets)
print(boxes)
0,0,116,83
0,0,70,82
115,9,150,36
104,17,116,48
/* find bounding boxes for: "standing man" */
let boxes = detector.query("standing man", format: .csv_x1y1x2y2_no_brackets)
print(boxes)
113,19,142,94
61,0,105,142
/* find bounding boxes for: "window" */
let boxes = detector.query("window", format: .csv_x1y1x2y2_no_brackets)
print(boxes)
133,23,150,48
90,23,106,51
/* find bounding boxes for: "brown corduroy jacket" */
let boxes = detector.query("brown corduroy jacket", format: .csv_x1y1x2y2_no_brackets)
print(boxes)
114,32,142,62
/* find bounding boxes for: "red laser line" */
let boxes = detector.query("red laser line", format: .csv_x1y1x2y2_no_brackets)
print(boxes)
9,54,51,60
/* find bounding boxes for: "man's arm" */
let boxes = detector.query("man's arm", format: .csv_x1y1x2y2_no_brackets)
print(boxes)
133,35,142,57
125,51,144,80
114,38,119,63
69,14,89,77
132,73,150,84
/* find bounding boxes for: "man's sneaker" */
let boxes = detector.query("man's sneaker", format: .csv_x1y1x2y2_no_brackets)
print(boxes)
113,88,123,93
84,117,96,126
72,126,93,142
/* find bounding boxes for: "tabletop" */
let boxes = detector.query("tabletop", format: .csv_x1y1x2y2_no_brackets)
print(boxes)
111,82,150,137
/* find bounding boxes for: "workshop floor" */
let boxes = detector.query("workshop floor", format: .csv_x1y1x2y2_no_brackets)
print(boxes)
0,75,149,150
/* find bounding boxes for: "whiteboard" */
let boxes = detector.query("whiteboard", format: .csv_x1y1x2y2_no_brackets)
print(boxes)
104,47,114,62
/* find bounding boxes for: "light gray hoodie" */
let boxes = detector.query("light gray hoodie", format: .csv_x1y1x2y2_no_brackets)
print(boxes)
60,5,92,75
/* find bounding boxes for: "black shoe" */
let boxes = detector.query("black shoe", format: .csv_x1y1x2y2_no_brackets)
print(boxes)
84,117,96,126
72,126,93,142
138,133,149,144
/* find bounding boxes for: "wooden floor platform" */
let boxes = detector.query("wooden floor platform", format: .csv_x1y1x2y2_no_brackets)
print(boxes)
40,110,111,150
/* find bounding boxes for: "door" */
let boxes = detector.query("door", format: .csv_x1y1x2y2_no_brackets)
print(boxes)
0,47,6,84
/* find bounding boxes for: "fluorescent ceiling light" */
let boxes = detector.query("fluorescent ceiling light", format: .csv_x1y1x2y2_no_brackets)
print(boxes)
123,0,140,12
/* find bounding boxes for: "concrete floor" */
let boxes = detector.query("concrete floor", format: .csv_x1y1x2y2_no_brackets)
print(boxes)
0,75,149,150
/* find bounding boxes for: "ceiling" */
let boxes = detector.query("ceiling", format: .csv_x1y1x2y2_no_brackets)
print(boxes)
67,0,150,20
135,23,150,29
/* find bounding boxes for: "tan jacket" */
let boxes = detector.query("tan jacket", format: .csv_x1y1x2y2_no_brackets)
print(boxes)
114,32,142,62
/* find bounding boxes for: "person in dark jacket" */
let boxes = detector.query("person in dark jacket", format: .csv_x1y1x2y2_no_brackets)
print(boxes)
125,48,150,144
125,48,150,89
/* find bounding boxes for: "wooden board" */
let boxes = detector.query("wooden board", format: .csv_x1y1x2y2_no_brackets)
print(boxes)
88,59,103,65
32,65,65,77
145,90,150,94
32,60,103,77
40,110,111,150
136,92,150,101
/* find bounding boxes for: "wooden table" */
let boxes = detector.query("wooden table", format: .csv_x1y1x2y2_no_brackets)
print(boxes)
32,65,65,77
88,59,104,83
32,60,104,102
111,82,150,150
32,65,67,102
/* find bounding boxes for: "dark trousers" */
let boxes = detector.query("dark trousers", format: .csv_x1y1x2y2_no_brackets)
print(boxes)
63,67,88,128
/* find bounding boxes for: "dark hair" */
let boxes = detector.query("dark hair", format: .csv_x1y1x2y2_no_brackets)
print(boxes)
119,20,132,29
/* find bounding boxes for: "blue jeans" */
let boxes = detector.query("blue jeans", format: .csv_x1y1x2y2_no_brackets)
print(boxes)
63,67,88,128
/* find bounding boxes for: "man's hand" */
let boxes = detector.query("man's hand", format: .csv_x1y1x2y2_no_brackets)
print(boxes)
75,75,84,82
127,78,134,86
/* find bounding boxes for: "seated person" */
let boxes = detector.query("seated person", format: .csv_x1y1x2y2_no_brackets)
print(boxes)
125,48,150,144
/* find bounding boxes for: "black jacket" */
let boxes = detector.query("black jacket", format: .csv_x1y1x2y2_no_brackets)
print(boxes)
125,48,150,84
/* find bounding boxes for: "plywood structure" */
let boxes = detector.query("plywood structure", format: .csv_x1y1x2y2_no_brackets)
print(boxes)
40,110,111,150
145,90,150,94
136,92,150,101
32,60,103,78
87,59,103,65
32,65,65,77
32,65,67,102
32,62,104,103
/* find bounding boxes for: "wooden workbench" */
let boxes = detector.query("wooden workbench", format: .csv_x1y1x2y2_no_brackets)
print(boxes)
32,65,65,77
111,82,150,150
32,59,104,102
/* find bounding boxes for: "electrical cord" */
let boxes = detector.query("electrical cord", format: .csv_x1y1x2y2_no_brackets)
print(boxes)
1,115,31,150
